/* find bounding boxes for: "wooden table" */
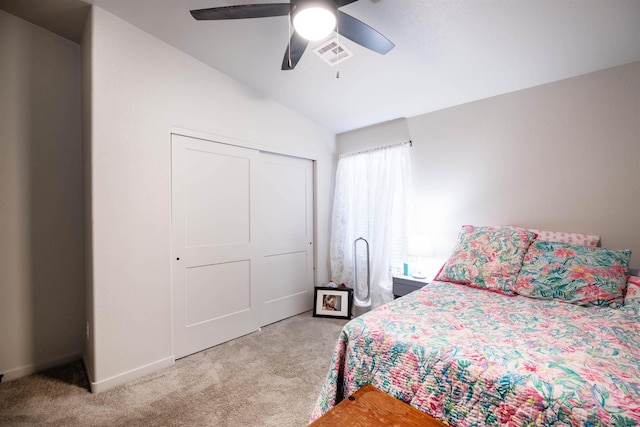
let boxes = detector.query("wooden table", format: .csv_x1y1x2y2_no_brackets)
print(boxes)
309,384,446,427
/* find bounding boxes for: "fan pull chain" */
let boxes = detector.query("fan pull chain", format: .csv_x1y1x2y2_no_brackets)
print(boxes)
335,17,340,78
287,12,292,68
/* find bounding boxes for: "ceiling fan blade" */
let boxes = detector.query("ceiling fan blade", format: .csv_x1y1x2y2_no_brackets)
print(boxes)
337,11,394,54
190,4,290,20
281,31,309,70
337,0,359,7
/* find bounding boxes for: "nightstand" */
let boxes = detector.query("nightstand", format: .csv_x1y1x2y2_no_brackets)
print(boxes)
393,275,430,298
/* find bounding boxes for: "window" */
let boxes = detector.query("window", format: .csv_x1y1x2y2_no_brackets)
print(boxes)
330,142,412,307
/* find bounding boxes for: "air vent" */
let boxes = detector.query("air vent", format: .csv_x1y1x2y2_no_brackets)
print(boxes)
313,39,353,66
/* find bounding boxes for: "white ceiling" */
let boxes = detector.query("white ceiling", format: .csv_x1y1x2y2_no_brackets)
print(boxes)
3,0,640,134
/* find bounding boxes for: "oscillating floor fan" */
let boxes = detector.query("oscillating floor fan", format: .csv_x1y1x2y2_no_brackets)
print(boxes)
353,237,371,308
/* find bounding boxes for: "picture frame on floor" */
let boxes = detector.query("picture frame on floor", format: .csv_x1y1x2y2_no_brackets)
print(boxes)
313,286,352,319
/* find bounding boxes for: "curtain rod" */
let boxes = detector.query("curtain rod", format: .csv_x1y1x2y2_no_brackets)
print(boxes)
339,140,412,159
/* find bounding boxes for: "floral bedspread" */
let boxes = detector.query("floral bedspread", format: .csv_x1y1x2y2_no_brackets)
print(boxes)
310,281,640,426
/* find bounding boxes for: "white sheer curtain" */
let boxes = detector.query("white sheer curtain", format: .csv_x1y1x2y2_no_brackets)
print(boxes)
330,142,412,307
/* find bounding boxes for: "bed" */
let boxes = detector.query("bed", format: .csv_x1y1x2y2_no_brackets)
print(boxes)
311,226,640,426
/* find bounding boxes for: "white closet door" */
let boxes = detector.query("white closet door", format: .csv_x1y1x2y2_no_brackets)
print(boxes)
171,134,259,359
257,153,314,326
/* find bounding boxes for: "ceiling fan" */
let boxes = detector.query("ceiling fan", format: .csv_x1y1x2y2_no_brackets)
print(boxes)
190,0,395,70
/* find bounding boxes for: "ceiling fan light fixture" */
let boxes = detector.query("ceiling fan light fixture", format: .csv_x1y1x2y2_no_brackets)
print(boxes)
190,0,395,70
292,3,336,41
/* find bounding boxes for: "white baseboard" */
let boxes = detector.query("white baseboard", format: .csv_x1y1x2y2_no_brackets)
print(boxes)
1,351,83,382
88,355,175,393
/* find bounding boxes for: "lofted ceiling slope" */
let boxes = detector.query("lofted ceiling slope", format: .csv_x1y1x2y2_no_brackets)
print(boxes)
2,0,640,134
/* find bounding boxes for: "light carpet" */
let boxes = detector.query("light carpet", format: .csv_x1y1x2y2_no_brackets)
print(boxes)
0,311,348,426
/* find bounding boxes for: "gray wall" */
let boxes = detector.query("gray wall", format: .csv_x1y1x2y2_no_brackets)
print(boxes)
81,7,95,383
85,7,337,392
338,61,640,268
0,10,84,380
0,5,337,388
337,118,411,154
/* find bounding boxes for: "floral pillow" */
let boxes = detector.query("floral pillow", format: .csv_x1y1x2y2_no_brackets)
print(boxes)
510,226,600,247
513,240,631,308
435,225,536,294
622,276,640,316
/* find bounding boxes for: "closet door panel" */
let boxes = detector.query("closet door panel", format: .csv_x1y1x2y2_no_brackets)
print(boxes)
258,153,314,326
172,134,258,359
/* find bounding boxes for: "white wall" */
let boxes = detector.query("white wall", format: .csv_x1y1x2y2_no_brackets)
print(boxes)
409,60,640,266
338,61,640,267
0,10,84,380
85,7,336,391
337,118,411,154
